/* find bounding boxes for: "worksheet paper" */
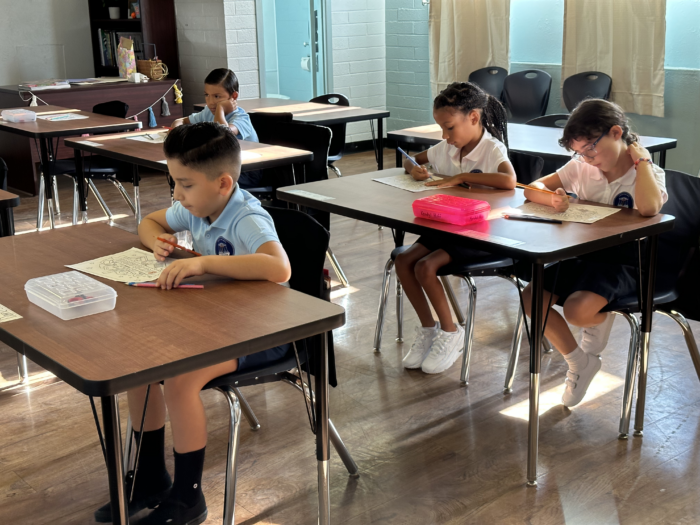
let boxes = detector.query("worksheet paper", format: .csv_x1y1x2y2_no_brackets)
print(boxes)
66,248,173,283
37,113,88,121
0,304,22,323
516,202,621,224
373,173,439,193
125,133,167,143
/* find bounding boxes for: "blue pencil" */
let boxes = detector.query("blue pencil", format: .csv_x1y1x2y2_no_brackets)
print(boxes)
397,147,420,167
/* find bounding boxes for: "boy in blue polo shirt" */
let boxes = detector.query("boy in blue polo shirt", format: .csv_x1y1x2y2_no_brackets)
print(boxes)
94,123,291,525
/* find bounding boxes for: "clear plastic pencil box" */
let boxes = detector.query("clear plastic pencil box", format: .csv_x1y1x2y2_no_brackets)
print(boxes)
25,271,117,320
412,194,491,226
1,109,36,122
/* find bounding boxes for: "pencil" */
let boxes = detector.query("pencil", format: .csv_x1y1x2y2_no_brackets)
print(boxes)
516,182,571,199
126,282,204,288
157,237,202,257
397,147,420,167
503,214,562,224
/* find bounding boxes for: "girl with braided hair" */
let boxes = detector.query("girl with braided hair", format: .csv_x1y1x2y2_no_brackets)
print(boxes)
395,81,515,374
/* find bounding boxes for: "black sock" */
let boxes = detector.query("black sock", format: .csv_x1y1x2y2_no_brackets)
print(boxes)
132,426,171,497
169,447,205,508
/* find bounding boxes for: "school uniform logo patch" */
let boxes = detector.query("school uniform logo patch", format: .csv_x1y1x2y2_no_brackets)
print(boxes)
613,192,634,209
215,237,235,256
470,169,483,173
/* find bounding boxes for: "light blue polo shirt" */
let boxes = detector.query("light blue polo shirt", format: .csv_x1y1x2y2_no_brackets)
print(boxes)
165,185,279,256
188,106,259,143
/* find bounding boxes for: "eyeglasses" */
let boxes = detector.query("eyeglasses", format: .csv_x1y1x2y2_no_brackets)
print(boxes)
571,131,608,163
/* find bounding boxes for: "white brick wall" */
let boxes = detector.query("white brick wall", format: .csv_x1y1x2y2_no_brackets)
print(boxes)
331,0,386,142
175,0,260,115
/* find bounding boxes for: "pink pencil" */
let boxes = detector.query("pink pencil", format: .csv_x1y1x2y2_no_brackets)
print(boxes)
126,282,204,289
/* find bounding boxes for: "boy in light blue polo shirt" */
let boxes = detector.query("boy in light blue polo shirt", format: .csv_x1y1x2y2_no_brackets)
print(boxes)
94,123,291,525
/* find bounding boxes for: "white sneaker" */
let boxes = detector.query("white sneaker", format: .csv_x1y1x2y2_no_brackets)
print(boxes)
421,325,465,374
580,312,615,356
562,353,602,407
403,323,440,369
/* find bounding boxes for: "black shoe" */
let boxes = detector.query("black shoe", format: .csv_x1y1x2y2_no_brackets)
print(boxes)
136,494,207,525
94,487,171,523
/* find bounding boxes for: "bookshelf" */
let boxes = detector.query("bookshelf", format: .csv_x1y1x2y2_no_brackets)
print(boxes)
87,0,180,80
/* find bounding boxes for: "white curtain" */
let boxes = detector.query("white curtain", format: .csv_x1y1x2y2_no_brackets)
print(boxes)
562,0,666,117
429,0,511,98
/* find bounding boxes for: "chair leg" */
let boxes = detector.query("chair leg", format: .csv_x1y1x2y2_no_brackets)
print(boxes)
373,258,394,352
123,414,134,473
88,180,113,220
504,305,524,394
656,309,700,383
16,353,28,383
72,177,79,226
615,312,640,439
217,387,242,525
111,180,137,214
459,276,477,386
441,276,466,326
36,174,45,230
232,387,260,430
542,336,554,354
328,164,342,177
52,176,60,214
326,248,349,288
395,275,404,342
633,329,651,437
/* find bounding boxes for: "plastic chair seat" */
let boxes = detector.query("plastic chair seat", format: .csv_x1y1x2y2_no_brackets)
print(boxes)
603,272,680,313
53,159,120,177
203,355,298,390
389,245,513,275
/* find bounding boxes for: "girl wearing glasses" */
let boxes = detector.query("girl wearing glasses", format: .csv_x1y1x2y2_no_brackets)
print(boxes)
521,98,667,408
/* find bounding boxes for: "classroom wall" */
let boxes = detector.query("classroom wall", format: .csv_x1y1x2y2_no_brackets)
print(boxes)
331,0,386,143
0,0,94,87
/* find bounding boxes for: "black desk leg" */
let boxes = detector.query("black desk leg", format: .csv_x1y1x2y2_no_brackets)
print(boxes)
377,118,384,170
73,149,88,225
659,150,667,169
527,262,545,487
37,137,56,230
634,234,659,436
315,332,330,525
0,208,14,237
133,164,141,224
101,395,128,525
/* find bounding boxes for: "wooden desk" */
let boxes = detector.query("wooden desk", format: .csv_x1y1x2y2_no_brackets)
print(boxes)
0,223,345,524
195,98,391,169
277,169,674,486
0,188,19,236
0,81,183,194
388,123,678,169
0,105,139,229
65,130,313,224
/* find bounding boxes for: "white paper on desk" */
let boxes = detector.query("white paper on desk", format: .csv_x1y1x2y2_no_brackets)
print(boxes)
0,304,22,323
517,202,621,224
285,189,335,201
37,113,88,121
125,132,167,143
66,247,173,283
76,140,104,147
241,151,262,160
373,174,439,193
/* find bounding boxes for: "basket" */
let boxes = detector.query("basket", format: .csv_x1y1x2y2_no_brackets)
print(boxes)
136,59,169,81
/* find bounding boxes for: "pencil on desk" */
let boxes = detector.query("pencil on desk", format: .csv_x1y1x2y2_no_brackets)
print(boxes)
157,237,202,257
516,182,571,199
126,282,204,289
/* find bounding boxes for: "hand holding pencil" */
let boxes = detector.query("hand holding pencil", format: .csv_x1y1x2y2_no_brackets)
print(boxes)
517,182,570,213
153,233,178,261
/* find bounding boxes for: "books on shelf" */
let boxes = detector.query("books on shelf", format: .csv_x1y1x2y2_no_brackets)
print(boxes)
97,29,145,68
19,79,71,91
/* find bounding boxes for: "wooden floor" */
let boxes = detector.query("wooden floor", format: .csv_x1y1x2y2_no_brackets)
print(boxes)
2,151,700,524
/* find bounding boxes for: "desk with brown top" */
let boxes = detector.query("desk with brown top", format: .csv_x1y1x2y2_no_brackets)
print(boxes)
0,81,183,195
0,188,20,237
0,223,345,525
277,168,675,487
0,106,140,229
195,98,391,169
65,130,313,224
388,123,678,169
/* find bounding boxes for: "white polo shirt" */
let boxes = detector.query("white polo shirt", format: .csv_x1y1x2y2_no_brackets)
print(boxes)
426,129,510,176
557,159,668,209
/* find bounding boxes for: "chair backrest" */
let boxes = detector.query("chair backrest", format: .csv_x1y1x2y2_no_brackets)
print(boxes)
562,71,612,112
92,101,129,119
509,151,544,185
0,157,7,191
502,69,552,123
311,93,349,160
468,66,508,100
526,114,569,129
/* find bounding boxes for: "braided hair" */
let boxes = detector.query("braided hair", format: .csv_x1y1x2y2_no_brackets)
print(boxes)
433,81,509,150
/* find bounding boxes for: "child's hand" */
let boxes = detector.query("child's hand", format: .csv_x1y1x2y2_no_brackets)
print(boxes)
216,99,237,114
552,188,569,213
410,165,430,181
627,142,651,164
425,175,460,187
156,258,206,290
153,234,177,262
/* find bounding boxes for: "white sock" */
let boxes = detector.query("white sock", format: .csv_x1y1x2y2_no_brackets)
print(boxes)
421,322,439,331
563,347,588,373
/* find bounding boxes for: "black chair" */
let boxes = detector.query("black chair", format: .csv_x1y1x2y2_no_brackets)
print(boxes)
562,71,612,112
525,115,570,175
510,151,545,185
502,70,552,123
311,93,350,177
468,66,508,100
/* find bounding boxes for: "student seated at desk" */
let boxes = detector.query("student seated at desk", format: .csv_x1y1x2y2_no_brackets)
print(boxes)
521,99,667,408
171,68,262,188
395,81,516,374
94,123,291,525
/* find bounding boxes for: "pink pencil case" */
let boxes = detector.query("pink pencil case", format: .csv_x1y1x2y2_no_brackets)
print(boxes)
412,194,491,226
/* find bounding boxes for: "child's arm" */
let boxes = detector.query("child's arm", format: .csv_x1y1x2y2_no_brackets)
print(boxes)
523,173,569,212
425,161,517,190
214,100,241,136
404,150,431,180
139,209,179,260
628,142,664,217
171,117,190,128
